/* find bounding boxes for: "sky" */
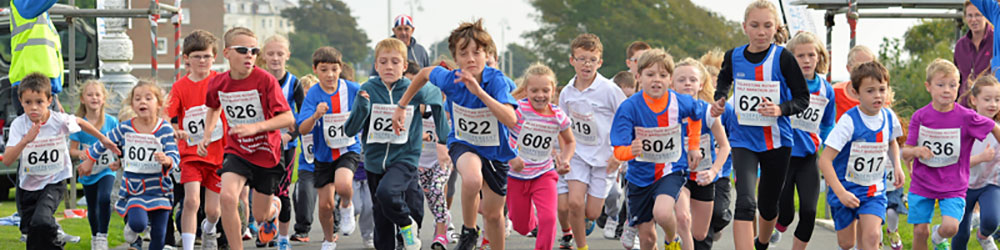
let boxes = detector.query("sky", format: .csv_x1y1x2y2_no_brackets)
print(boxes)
345,0,962,81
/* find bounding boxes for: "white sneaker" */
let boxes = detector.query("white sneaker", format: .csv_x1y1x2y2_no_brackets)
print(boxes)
123,225,140,244
621,225,639,249
92,234,109,250
339,205,356,235
401,218,422,250
604,218,619,239
363,236,376,249
321,241,337,250
769,229,782,244
202,231,218,250
506,218,512,238
447,223,458,243
980,236,999,250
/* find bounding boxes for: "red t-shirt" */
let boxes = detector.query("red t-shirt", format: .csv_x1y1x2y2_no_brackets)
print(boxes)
205,67,291,168
833,81,860,122
168,71,226,165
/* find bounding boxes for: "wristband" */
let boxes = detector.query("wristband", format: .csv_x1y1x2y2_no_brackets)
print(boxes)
398,104,407,110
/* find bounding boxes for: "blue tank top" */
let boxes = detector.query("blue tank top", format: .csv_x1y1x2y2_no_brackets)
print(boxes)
727,44,794,152
831,107,893,198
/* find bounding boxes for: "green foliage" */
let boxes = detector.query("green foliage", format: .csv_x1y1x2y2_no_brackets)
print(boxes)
281,0,370,76
525,0,744,84
878,19,958,117
507,43,540,79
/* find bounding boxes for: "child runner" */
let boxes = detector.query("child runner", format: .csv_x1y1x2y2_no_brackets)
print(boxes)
709,1,811,249
695,48,735,250
257,34,305,249
558,33,628,250
69,80,119,250
671,58,732,250
505,63,575,250
818,61,904,250
395,19,518,250
604,40,649,244
902,58,1000,250
346,38,449,250
832,45,876,121
296,46,362,250
8,73,118,250
82,81,181,250
293,74,320,243
413,60,454,249
770,31,836,250
954,75,1000,250
197,27,295,250
611,48,704,250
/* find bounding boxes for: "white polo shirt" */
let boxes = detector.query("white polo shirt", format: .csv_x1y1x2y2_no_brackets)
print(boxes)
558,73,627,167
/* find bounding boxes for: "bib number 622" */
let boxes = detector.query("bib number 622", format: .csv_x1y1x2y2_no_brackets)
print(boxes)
738,96,772,111
458,118,491,135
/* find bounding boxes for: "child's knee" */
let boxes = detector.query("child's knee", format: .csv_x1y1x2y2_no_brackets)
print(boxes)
862,228,882,246
184,195,201,209
939,223,959,237
220,191,239,207
318,199,335,212
654,208,676,225
675,210,692,230
568,199,585,212
837,237,854,250
914,225,930,239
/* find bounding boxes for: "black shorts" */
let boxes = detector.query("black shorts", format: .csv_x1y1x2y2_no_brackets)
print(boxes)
314,152,361,188
684,173,716,202
449,143,509,196
219,154,286,195
627,172,686,226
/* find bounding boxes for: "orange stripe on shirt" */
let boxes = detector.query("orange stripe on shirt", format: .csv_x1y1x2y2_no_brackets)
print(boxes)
644,92,671,180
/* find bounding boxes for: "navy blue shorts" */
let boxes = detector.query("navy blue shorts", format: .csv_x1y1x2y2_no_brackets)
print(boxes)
626,172,686,227
449,143,509,196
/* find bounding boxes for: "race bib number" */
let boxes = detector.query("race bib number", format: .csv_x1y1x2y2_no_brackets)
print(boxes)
302,133,315,164
518,121,560,162
219,90,264,126
183,105,224,144
83,143,116,175
422,117,437,150
693,134,713,172
453,104,499,146
570,111,600,146
884,162,898,192
322,113,354,148
846,141,888,187
22,136,67,176
917,126,960,167
123,133,164,174
635,125,682,163
733,79,780,127
790,95,828,134
367,104,413,144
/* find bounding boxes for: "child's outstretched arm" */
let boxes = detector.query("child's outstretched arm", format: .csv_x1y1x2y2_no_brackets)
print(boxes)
344,90,372,137
230,111,294,137
818,148,859,208
76,117,120,156
392,67,435,134
697,119,730,186
559,127,576,175
889,140,905,188
198,107,222,157
453,70,517,129
3,122,41,166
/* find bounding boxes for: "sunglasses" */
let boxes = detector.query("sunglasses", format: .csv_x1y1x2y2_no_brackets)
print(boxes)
229,46,260,55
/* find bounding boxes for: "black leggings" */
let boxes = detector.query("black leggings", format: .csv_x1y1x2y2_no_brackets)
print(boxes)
776,154,821,242
733,147,791,221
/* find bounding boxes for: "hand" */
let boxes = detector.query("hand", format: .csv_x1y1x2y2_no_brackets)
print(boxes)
100,137,122,156
436,144,451,168
154,152,171,166
454,70,485,96
710,98,726,117
359,90,370,100
757,98,782,117
558,157,571,174
281,133,292,147
835,190,861,208
687,149,703,170
197,137,211,157
606,156,621,175
174,129,189,142
314,102,329,118
978,144,996,163
915,146,934,161
78,160,94,176
630,138,643,156
391,106,408,136
109,161,121,171
22,122,41,143
696,169,717,186
229,123,262,137
423,132,432,142
509,157,525,173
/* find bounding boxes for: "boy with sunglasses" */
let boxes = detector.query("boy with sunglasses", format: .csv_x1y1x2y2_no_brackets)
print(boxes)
197,27,295,250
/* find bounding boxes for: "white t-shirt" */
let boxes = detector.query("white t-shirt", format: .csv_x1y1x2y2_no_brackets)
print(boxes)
7,112,81,191
558,73,627,167
824,108,903,152
970,136,1000,189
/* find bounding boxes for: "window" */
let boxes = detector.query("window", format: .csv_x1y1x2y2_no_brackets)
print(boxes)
156,37,168,55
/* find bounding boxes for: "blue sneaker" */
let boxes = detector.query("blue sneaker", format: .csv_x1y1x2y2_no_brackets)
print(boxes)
278,237,291,250
585,219,596,236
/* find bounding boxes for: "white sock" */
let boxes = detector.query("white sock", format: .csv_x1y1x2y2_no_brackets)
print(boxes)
886,209,899,232
202,219,219,235
279,234,289,241
931,226,946,244
181,233,196,250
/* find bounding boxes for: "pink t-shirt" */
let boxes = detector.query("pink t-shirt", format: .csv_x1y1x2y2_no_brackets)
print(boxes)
507,99,571,180
906,103,995,199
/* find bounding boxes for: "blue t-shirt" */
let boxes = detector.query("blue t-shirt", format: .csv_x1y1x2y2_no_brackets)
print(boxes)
718,103,736,180
791,76,837,157
428,66,519,162
69,114,119,185
296,79,362,163
610,90,703,187
680,100,733,183
297,123,316,172
727,44,795,152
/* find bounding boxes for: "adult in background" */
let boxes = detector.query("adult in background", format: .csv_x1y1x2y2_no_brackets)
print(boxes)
956,0,993,107
369,14,430,76
9,0,64,113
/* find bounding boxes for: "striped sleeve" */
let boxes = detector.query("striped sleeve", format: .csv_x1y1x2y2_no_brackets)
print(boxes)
87,123,123,162
157,121,181,173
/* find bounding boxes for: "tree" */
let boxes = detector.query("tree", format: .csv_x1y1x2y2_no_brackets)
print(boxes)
525,0,744,83
878,19,958,117
282,0,370,74
506,43,540,79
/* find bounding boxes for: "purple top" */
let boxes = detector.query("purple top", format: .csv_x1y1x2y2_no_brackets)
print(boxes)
906,103,995,199
955,28,994,107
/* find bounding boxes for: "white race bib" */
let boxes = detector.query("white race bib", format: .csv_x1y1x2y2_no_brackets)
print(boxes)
790,95,828,134
518,121,560,162
83,143,116,175
884,162,898,192
219,90,265,126
183,105,224,145
453,104,499,146
22,136,67,176
422,117,437,150
322,112,354,148
845,141,888,186
733,79,780,127
123,133,164,174
570,111,600,146
636,125,683,163
367,104,413,144
693,134,713,172
917,126,960,167
302,133,315,164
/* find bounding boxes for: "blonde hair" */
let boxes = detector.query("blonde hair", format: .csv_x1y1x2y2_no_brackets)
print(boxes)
375,38,408,61
255,34,291,68
744,0,788,44
847,45,876,70
299,74,319,90
76,80,108,129
636,48,675,76
700,48,725,76
675,58,715,102
964,74,1000,121
121,80,168,120
787,31,830,74
511,63,558,103
925,58,960,83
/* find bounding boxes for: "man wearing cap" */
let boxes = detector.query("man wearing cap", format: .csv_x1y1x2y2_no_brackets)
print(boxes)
371,14,431,75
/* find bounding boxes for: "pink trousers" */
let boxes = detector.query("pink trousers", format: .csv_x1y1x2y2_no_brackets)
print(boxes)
506,170,559,250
